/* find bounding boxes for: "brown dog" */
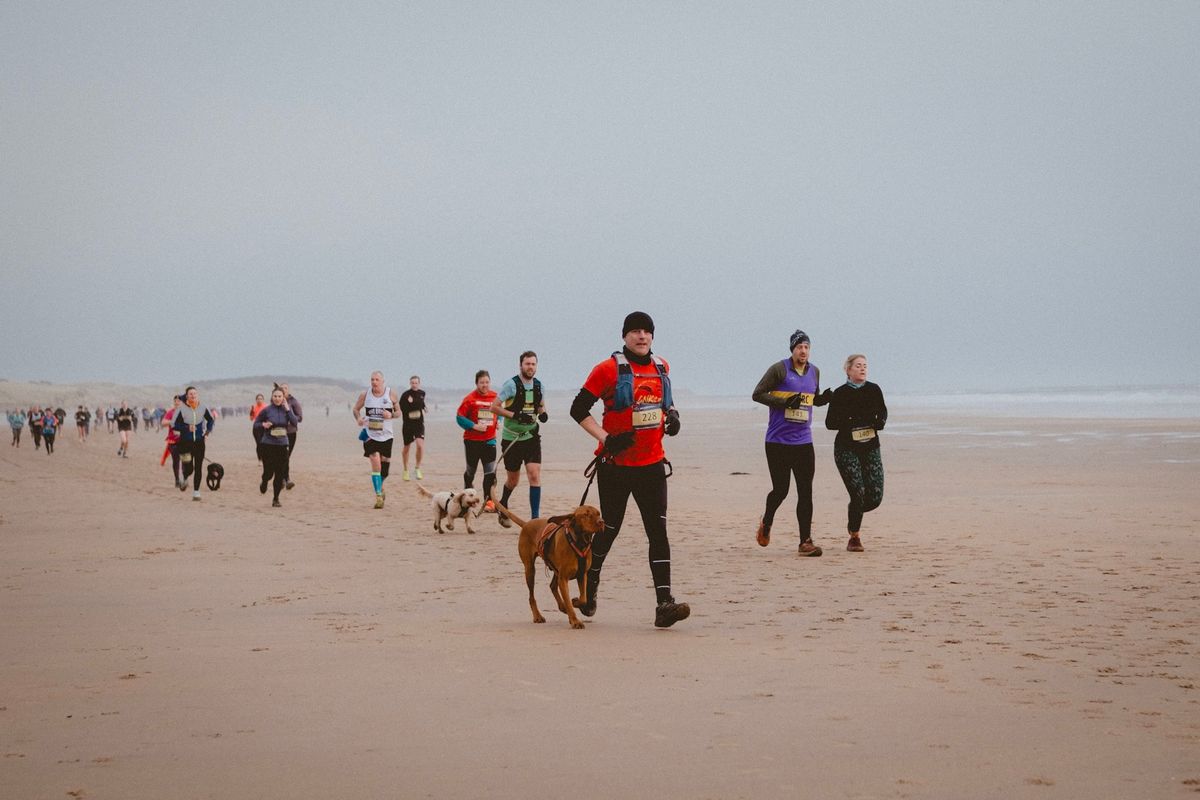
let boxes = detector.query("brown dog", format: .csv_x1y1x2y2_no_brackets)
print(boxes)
498,502,604,629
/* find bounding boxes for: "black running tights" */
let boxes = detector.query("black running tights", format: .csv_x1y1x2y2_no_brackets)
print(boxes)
763,441,815,541
178,439,206,491
260,445,289,500
590,460,673,604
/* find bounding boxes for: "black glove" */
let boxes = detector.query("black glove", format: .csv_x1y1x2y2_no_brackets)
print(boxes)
537,411,548,423
603,430,635,454
664,408,681,436
785,393,807,408
514,412,535,425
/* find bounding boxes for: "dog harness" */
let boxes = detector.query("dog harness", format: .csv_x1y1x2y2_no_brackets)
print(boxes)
442,493,472,518
535,515,592,579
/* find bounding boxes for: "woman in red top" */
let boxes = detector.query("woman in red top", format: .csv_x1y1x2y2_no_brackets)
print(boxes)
456,370,499,508
249,393,267,461
161,395,185,490
569,311,689,629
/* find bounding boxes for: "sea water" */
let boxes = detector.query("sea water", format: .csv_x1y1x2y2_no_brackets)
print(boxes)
685,385,1200,420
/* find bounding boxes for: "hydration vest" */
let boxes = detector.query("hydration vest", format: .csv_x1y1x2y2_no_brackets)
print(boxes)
505,376,543,415
610,352,673,412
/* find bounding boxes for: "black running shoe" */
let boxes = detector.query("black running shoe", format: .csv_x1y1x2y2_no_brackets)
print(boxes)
572,596,597,617
259,480,268,494
655,598,691,628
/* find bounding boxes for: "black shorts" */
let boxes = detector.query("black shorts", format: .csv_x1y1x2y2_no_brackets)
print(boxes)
363,437,394,458
502,435,541,472
401,422,425,445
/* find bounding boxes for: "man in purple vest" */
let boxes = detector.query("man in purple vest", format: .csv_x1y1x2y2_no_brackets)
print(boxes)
751,329,831,556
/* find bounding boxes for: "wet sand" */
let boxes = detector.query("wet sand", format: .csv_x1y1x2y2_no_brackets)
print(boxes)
2,406,1198,798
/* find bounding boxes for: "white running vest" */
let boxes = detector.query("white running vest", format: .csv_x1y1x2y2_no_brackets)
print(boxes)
363,386,395,441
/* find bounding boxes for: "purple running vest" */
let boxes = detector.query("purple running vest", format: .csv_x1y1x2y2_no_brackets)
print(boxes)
765,359,819,446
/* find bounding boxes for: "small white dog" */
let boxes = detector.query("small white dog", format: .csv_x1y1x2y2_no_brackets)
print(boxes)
416,484,483,534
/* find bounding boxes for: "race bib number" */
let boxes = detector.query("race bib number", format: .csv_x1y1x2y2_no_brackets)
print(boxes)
367,419,384,431
271,427,287,437
407,410,421,420
784,408,809,423
181,453,193,463
478,410,493,422
632,405,662,429
851,427,876,442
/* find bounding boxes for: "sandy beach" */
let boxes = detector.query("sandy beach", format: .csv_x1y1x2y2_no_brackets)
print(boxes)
2,403,1198,799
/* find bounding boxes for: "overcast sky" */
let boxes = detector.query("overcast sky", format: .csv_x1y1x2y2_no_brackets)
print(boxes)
2,2,1197,395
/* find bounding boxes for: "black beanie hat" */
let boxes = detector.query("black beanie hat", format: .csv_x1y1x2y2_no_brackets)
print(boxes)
789,329,810,350
623,311,655,337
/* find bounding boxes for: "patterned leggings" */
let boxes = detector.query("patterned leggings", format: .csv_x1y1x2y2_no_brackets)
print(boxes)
834,447,884,534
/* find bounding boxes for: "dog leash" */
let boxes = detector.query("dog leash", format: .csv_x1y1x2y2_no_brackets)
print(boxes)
578,453,606,506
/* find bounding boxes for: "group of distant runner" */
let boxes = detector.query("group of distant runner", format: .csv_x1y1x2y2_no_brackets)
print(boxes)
5,402,186,455
7,407,64,454
5,311,887,629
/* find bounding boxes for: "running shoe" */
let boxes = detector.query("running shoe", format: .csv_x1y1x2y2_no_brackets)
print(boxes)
415,468,423,480
192,491,201,502
272,498,281,508
847,536,864,552
259,480,268,494
285,481,295,491
374,494,384,510
755,517,770,547
572,596,597,617
402,470,410,481
497,511,512,528
484,499,496,513
798,540,823,557
654,598,691,628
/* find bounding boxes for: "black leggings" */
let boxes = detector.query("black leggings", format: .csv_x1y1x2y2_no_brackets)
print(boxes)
590,460,673,605
763,441,815,541
463,440,497,500
43,431,55,454
260,445,290,500
178,439,206,491
31,425,42,448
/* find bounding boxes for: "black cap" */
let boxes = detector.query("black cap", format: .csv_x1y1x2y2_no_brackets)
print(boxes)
622,311,655,337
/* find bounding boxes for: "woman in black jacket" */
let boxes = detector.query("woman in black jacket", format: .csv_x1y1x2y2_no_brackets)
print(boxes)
253,387,300,508
823,354,887,552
